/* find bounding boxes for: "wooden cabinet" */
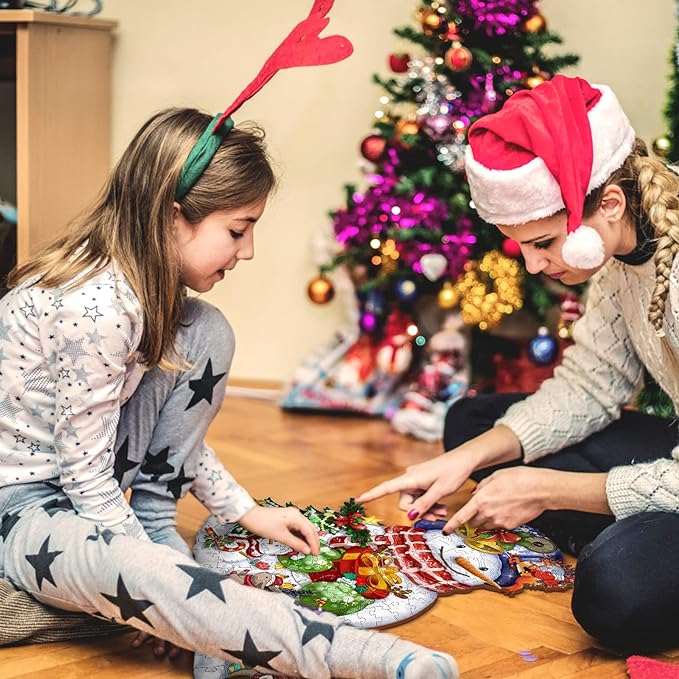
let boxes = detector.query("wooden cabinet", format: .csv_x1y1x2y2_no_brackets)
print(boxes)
0,10,116,290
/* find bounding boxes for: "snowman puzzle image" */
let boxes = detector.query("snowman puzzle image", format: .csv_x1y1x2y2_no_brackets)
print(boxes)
194,498,573,627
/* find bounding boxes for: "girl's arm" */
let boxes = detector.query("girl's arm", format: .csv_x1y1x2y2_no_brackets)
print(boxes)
189,444,256,523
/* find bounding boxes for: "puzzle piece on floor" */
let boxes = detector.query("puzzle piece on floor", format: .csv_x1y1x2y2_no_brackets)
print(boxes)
193,498,574,631
194,654,293,678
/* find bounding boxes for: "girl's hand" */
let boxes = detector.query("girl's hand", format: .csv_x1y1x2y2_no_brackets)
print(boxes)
131,631,185,659
239,505,320,555
356,450,477,522
443,466,556,534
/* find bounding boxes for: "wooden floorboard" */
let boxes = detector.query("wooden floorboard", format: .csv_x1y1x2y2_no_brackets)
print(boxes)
2,395,676,677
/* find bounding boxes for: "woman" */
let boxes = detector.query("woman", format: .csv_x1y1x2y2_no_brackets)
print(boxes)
359,74,679,655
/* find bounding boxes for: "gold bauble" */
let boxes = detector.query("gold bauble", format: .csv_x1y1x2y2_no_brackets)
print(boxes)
522,12,547,33
418,8,446,35
307,276,335,305
444,44,473,72
394,118,420,149
438,281,459,309
652,135,671,159
525,74,546,89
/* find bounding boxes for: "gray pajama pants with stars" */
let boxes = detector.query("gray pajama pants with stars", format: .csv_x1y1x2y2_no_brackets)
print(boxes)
0,298,422,679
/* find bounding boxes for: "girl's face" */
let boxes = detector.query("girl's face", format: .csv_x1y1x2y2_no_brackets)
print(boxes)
496,185,635,286
174,197,267,293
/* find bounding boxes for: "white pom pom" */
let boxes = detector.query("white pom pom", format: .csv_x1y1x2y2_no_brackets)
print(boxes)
561,225,605,269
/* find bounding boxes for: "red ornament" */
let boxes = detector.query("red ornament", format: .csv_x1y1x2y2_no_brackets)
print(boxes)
444,44,472,72
388,52,410,73
501,238,522,258
360,134,387,163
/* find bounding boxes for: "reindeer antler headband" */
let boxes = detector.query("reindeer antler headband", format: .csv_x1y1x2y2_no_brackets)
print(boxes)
175,0,353,201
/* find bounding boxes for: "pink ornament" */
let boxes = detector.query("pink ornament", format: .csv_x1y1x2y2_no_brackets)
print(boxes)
482,73,498,114
502,238,522,258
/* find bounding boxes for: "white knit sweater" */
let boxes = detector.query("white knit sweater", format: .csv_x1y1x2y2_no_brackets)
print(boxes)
496,255,679,520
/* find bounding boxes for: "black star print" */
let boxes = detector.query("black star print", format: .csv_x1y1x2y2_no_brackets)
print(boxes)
42,496,73,516
140,446,175,481
0,512,22,541
101,575,154,626
223,630,281,671
294,608,335,646
176,563,229,602
113,437,139,483
166,466,194,500
86,526,117,545
25,536,63,590
185,359,226,410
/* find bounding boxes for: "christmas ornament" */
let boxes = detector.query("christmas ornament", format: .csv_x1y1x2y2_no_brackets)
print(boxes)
524,72,546,89
419,253,448,281
418,7,446,35
501,238,522,258
445,44,473,72
527,327,559,365
359,310,378,334
481,73,498,114
438,281,459,309
393,118,420,149
454,251,523,331
307,276,335,304
360,134,387,163
388,52,410,73
522,12,547,33
652,135,671,159
420,113,453,141
395,278,418,303
454,0,537,37
557,294,583,340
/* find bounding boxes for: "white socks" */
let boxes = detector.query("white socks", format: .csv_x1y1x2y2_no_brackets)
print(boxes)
327,626,459,679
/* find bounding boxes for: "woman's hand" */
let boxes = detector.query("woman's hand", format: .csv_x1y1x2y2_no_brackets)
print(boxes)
239,505,320,555
356,449,478,521
446,468,611,534
131,631,185,659
442,466,557,534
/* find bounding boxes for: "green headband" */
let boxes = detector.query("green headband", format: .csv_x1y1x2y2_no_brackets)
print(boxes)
175,114,235,201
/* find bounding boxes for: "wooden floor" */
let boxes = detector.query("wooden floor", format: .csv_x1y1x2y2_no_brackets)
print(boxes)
2,395,677,677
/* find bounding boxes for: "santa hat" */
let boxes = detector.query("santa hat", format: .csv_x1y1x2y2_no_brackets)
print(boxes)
464,75,635,269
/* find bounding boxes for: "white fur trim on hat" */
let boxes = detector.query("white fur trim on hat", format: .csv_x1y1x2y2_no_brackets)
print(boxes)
561,224,605,269
464,84,636,226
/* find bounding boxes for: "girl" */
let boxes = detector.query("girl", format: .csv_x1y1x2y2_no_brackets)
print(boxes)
358,74,679,656
0,105,458,678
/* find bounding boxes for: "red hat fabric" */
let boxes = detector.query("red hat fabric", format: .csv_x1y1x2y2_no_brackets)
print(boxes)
464,75,635,269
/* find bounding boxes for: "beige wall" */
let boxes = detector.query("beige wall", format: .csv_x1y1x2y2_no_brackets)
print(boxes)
102,0,676,382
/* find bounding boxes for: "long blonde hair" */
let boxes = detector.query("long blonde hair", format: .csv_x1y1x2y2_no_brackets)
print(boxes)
8,108,276,369
583,139,679,337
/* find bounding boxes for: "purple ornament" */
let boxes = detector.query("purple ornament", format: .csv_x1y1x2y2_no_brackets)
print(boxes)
454,0,537,37
360,311,378,334
420,113,453,141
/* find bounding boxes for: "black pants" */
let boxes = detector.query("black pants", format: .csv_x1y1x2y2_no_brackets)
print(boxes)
444,394,679,654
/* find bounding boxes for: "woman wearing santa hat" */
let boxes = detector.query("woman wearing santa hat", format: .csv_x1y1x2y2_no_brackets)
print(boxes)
359,74,679,655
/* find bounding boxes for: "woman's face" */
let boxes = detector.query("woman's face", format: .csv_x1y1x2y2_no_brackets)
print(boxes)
496,186,634,286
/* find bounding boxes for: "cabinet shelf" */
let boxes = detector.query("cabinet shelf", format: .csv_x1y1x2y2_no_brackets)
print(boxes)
0,9,116,285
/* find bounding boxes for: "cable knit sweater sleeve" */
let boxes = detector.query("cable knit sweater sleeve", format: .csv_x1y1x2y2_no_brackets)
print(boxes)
496,262,644,463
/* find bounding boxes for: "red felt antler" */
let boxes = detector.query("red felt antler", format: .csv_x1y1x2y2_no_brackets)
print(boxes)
212,0,353,132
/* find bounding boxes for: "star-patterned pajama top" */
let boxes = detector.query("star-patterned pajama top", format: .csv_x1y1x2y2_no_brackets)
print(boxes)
0,263,254,540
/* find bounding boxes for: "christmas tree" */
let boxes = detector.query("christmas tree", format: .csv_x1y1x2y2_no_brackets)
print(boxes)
654,0,679,163
283,1,582,437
